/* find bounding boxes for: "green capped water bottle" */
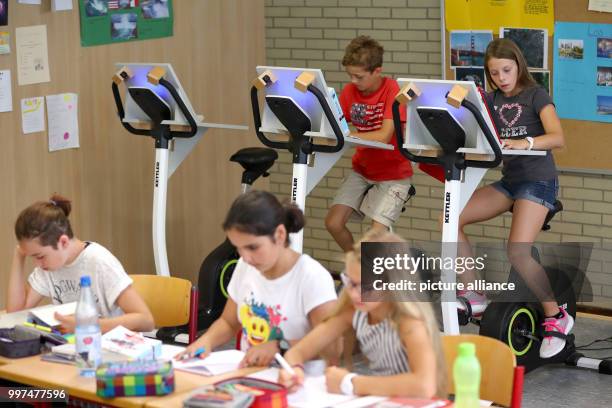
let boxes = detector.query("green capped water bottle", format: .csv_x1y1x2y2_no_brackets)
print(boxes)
453,342,481,408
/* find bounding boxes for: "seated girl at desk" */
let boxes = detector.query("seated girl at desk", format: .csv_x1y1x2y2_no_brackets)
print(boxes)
176,190,338,368
6,194,154,334
279,230,447,399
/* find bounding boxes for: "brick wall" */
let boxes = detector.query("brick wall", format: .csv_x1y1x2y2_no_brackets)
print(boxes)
264,0,612,307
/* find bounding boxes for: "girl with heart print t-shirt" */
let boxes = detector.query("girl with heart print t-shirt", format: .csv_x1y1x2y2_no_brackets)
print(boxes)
454,38,571,361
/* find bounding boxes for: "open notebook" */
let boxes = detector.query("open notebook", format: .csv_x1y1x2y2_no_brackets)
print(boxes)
173,349,247,376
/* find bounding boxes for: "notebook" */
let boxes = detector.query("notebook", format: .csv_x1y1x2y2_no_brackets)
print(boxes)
174,349,246,376
27,302,77,328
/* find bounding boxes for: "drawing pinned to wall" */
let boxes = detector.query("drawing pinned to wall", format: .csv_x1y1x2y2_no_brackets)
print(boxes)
558,39,584,60
0,70,12,113
78,0,172,46
598,38,612,59
455,67,486,90
0,31,9,54
500,27,548,69
46,93,79,152
529,70,550,94
21,96,45,134
16,25,50,86
553,22,612,124
0,0,7,27
449,30,493,68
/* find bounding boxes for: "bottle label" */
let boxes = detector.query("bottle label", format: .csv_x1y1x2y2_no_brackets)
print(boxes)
75,326,101,370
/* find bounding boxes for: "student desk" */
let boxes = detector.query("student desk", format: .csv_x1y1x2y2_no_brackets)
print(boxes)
0,355,260,408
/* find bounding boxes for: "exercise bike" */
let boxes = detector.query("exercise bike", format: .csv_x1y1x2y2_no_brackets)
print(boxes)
112,64,277,343
392,82,611,375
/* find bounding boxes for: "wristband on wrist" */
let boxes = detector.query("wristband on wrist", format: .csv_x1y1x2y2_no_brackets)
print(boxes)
340,373,358,396
525,136,534,150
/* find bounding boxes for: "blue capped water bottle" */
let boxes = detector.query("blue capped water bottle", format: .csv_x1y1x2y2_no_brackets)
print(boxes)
453,342,481,408
75,275,101,377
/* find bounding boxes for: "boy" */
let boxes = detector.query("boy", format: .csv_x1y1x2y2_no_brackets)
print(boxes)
325,36,413,252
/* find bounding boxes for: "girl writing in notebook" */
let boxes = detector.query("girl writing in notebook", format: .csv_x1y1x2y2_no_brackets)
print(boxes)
279,230,447,399
176,190,338,368
6,194,154,334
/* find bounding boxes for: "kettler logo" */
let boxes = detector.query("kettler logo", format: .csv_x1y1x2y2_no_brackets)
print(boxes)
444,192,451,223
155,162,160,188
292,177,298,202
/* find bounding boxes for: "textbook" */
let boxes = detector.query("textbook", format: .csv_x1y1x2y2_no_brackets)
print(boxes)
101,326,162,360
27,302,77,328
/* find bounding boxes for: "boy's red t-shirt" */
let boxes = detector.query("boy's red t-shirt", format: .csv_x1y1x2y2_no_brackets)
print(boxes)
339,77,413,181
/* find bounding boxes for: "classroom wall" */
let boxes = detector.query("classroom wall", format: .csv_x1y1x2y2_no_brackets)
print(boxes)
0,0,266,308
265,0,612,308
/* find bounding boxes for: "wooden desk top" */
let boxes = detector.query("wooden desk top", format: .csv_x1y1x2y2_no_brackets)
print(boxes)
0,355,261,408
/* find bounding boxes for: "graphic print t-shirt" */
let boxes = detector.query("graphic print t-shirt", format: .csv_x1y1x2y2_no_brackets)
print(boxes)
28,242,132,318
339,77,412,181
227,254,337,351
487,86,557,183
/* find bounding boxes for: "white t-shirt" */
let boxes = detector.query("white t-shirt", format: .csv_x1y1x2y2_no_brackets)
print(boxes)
28,242,133,318
227,254,337,351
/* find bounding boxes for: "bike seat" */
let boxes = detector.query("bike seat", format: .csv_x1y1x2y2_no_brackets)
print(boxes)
230,147,278,169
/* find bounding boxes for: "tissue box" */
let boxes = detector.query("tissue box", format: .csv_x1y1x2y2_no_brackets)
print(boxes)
96,360,174,398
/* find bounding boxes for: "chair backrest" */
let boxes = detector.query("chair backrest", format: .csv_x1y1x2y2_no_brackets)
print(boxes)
131,274,192,327
442,334,517,407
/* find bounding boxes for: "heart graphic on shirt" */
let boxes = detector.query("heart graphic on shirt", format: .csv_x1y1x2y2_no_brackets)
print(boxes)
498,103,522,128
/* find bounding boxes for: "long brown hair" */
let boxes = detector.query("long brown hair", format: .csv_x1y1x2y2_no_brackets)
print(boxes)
15,194,74,248
332,229,448,398
484,38,536,92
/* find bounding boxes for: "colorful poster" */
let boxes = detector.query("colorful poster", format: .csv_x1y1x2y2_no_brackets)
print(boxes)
553,22,612,123
0,0,7,26
21,96,45,134
445,0,554,34
78,0,173,47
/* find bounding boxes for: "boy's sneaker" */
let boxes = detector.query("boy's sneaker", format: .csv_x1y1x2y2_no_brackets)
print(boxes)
540,308,574,359
456,290,489,316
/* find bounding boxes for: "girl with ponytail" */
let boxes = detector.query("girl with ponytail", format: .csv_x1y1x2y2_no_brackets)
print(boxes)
7,194,154,334
177,190,338,368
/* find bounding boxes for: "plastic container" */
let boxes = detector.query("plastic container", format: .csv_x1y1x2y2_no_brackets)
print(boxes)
453,342,481,408
0,326,41,358
75,275,102,377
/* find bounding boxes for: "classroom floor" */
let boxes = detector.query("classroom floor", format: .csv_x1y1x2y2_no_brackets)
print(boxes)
460,314,612,408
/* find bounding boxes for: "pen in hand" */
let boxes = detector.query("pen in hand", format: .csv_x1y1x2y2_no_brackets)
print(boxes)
179,346,206,360
274,352,295,376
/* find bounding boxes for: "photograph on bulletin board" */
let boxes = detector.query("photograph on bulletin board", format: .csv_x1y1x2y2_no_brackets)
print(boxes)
500,27,548,70
553,22,612,123
0,0,8,27
78,0,173,47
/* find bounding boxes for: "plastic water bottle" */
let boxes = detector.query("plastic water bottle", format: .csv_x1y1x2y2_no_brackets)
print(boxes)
75,275,101,377
453,342,481,408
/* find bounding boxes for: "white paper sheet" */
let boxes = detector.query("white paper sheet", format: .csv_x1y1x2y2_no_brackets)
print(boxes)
174,349,246,376
288,375,356,408
18,0,42,5
16,25,50,86
52,0,72,11
21,96,45,133
0,70,12,112
46,93,79,152
589,0,612,12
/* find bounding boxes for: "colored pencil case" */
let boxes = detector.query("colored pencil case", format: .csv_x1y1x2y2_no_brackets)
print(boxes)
0,327,42,358
214,377,288,408
95,359,174,398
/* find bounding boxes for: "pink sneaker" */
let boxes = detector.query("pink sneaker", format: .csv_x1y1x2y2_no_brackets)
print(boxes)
539,308,574,358
456,290,489,316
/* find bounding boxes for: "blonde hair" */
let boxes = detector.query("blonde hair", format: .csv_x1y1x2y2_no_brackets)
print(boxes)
334,229,448,398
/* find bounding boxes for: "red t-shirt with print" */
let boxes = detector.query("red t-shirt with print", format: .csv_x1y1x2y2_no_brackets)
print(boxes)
339,77,413,181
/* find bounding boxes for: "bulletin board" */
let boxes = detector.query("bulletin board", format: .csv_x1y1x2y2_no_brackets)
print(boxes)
444,0,612,172
0,0,265,307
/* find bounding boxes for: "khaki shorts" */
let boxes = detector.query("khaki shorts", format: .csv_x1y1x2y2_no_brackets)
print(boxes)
332,170,413,227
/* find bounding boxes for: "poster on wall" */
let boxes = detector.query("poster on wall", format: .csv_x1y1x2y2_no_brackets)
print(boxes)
500,27,548,69
449,30,493,68
553,22,612,123
78,0,173,47
445,0,554,33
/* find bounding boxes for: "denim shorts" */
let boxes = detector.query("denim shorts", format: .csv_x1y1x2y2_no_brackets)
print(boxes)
491,179,559,211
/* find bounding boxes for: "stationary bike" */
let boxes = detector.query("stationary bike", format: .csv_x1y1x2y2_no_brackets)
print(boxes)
392,83,611,375
112,65,277,342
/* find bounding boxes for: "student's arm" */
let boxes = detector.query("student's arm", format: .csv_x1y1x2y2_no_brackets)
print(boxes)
350,118,395,144
6,246,44,312
330,317,438,399
306,299,342,364
54,286,155,334
174,298,241,360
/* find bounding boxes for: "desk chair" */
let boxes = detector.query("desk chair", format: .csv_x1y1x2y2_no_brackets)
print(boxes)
131,274,199,343
442,334,524,408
